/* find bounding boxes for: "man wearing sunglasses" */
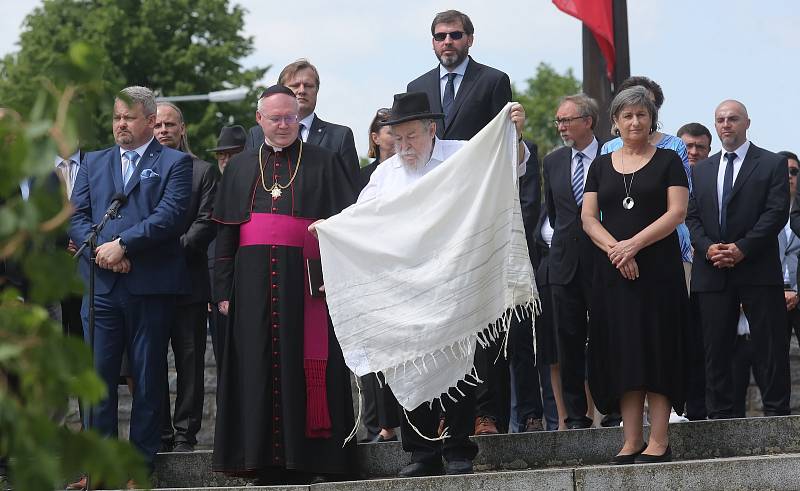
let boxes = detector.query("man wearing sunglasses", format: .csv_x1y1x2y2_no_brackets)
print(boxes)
408,10,512,142
407,8,517,439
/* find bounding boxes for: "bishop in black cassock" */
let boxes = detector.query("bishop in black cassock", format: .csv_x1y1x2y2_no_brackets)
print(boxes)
211,85,358,483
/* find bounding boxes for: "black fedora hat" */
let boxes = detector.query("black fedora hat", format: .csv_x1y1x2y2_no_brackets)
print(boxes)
207,125,247,152
381,92,444,126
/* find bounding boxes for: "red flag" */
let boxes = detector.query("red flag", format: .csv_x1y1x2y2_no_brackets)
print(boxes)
553,0,616,81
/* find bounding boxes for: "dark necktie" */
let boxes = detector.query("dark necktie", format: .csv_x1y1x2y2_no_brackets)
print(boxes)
720,152,737,240
442,72,456,124
298,122,305,142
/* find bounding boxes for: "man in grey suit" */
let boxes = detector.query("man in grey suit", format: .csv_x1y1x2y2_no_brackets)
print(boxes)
245,59,359,182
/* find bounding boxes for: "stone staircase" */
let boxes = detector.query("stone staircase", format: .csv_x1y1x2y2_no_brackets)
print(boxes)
147,415,800,490
90,336,800,489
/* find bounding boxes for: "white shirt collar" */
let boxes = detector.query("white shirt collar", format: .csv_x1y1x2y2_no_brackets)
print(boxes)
722,139,750,161
298,112,315,131
55,150,81,169
571,137,598,160
439,57,469,80
119,137,154,160
391,137,444,169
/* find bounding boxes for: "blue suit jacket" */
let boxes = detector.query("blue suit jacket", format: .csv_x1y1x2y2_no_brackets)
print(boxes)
69,139,193,295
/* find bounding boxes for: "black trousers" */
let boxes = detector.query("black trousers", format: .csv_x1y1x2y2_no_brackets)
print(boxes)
62,294,85,422
474,336,510,431
162,301,207,445
360,372,400,440
551,275,593,428
401,380,479,464
684,292,707,420
508,314,542,427
698,284,791,419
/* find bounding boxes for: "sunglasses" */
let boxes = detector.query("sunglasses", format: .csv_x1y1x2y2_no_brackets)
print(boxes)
433,31,465,42
790,167,799,177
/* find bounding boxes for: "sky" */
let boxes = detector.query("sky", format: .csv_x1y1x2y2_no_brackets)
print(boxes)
2,0,799,158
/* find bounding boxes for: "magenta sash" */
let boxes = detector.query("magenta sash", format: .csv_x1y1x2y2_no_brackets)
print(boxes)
239,213,331,439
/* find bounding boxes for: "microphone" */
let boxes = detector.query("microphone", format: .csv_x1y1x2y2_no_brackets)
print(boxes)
104,193,128,219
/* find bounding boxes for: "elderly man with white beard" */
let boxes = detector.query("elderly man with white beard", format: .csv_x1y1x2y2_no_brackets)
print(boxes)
311,91,528,477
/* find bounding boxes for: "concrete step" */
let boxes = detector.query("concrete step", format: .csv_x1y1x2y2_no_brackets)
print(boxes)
153,414,800,488
143,452,800,490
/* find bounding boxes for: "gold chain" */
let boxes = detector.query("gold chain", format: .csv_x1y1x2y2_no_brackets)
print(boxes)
259,140,303,193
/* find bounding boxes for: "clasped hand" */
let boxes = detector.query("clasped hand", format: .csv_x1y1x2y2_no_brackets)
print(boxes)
608,239,640,280
95,238,131,273
707,243,744,268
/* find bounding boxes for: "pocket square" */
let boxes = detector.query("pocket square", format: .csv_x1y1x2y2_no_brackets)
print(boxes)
141,169,160,179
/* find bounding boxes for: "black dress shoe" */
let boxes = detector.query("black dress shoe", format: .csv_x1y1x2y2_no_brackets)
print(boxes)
566,421,592,430
172,442,195,452
445,459,473,475
371,434,398,443
634,445,672,464
609,443,648,465
398,461,444,478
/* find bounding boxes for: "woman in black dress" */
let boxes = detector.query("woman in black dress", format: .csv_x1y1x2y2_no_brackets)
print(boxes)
581,87,689,464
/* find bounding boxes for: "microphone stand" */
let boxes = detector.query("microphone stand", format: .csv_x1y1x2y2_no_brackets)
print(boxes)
73,205,120,491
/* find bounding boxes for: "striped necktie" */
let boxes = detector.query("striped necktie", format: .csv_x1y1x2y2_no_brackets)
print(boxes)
60,159,77,198
572,152,586,206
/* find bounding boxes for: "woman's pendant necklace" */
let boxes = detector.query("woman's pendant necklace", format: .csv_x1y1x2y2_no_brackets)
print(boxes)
623,196,635,209
621,152,636,210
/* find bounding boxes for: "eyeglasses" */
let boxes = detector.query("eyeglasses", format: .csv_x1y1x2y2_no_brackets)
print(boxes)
433,31,465,42
790,167,799,177
260,113,299,125
552,116,587,127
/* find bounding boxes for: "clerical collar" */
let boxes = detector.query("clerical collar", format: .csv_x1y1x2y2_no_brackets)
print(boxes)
263,138,300,153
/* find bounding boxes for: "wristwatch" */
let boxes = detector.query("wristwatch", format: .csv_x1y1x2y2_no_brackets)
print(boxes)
118,237,128,254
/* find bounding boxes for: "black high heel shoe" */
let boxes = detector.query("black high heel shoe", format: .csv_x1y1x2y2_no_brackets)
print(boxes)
634,445,672,464
609,443,648,465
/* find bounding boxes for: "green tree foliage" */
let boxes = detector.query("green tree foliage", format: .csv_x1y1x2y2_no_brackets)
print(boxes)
0,42,154,490
513,62,581,159
0,0,268,161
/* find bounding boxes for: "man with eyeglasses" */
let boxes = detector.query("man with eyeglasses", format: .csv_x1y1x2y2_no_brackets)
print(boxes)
409,8,516,438
542,93,601,429
210,85,358,484
245,59,360,185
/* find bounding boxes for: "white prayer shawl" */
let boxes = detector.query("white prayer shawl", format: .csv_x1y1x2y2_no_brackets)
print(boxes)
316,103,538,411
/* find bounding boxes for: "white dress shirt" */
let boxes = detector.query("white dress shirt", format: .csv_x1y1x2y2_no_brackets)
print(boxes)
716,140,751,218
359,136,529,203
298,112,316,142
119,138,154,168
55,150,81,198
540,214,554,247
570,137,599,187
439,57,470,104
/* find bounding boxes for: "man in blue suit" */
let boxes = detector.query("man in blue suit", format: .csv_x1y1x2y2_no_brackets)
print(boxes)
70,86,192,469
